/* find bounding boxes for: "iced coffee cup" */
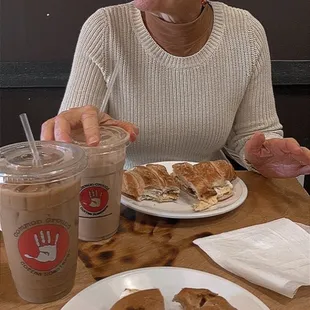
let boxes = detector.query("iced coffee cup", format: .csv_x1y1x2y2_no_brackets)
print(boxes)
72,126,129,241
0,141,87,303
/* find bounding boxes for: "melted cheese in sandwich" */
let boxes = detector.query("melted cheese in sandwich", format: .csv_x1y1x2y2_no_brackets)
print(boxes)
214,181,233,200
192,196,218,212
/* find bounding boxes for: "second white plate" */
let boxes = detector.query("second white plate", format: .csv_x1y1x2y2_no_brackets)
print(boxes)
62,267,269,310
121,161,248,219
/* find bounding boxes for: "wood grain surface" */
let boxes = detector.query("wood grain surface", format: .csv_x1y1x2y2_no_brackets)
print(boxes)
1,172,309,309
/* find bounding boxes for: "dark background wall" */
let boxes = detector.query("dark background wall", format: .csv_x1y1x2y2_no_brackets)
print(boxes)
0,0,309,191
1,0,310,61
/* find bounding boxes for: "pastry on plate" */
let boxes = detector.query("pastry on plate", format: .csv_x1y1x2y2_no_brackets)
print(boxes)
172,162,218,211
173,288,237,309
122,164,180,202
172,160,236,211
211,160,237,181
193,161,235,201
111,288,164,310
112,287,237,310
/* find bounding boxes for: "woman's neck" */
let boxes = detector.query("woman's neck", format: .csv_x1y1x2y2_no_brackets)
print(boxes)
152,1,203,23
143,4,214,57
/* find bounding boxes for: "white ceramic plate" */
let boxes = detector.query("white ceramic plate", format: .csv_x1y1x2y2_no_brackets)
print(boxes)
62,267,269,310
121,161,248,219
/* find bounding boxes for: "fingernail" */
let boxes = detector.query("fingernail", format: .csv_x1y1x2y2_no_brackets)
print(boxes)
134,127,140,135
130,133,137,142
88,137,99,146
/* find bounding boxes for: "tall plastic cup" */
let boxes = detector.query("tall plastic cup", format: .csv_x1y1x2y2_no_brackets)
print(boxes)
0,141,87,303
73,126,129,241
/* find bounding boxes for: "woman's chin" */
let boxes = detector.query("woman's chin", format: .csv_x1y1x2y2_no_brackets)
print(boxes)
133,0,157,12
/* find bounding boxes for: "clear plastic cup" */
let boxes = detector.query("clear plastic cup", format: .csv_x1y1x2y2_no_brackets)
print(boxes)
73,126,129,241
0,141,87,303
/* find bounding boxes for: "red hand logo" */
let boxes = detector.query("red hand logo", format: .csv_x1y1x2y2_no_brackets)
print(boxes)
80,184,109,214
24,231,59,262
88,189,103,208
19,224,69,271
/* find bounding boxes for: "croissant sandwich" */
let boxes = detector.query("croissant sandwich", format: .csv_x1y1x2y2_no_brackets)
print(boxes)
172,160,236,211
173,288,237,309
122,164,180,202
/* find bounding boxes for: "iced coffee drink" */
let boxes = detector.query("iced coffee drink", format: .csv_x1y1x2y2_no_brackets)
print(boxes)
0,141,87,303
73,126,129,241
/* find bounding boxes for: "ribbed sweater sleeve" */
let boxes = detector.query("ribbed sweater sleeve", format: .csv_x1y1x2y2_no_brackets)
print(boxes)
59,9,107,113
224,12,283,167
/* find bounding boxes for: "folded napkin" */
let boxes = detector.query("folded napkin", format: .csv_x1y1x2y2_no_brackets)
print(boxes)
194,218,310,298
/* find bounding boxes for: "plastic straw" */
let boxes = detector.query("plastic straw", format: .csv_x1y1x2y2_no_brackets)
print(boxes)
101,61,120,111
19,113,42,167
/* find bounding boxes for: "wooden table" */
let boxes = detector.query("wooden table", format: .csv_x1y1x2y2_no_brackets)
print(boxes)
1,172,309,309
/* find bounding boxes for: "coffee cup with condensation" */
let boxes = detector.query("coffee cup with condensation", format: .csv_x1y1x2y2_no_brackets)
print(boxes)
0,141,87,303
72,126,130,241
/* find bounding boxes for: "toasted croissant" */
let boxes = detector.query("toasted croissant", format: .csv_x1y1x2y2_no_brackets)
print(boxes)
122,164,180,202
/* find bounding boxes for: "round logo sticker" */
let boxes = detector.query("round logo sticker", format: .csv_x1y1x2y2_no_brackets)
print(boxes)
18,224,69,272
80,184,109,215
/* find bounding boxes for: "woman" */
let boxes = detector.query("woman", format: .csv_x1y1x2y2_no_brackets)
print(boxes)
41,0,310,178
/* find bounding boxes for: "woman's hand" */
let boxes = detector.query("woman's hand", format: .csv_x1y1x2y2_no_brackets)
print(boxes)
41,105,139,145
245,132,310,178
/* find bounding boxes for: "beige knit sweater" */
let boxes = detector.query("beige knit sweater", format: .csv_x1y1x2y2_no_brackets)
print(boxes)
60,1,283,169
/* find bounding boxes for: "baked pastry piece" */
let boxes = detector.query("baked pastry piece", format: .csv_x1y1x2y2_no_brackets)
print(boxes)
172,163,218,211
111,289,165,310
172,160,236,211
122,164,180,202
210,160,237,182
193,161,234,201
173,288,237,309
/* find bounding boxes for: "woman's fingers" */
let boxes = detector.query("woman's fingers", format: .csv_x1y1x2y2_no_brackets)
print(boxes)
265,138,310,166
245,134,310,167
245,132,265,159
301,147,310,163
54,113,74,143
102,117,139,142
41,105,138,145
273,138,310,165
296,147,310,166
299,164,310,175
53,105,101,145
41,118,56,141
284,138,301,154
80,106,101,145
133,125,139,136
116,121,139,142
